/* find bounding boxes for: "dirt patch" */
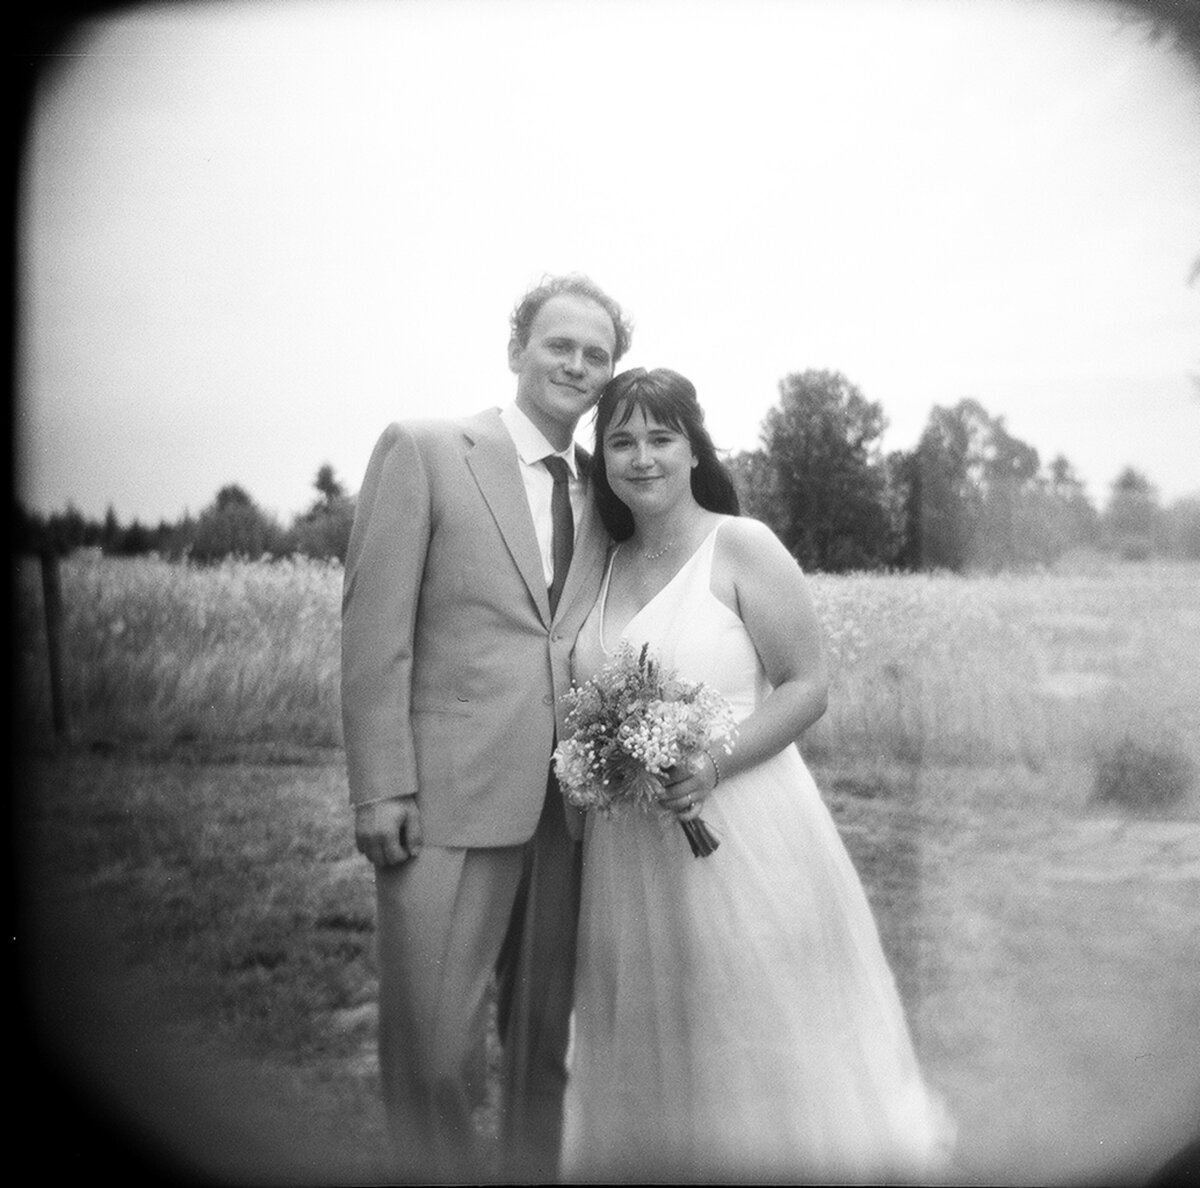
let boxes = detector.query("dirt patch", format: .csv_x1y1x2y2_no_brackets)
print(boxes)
20,751,1200,1184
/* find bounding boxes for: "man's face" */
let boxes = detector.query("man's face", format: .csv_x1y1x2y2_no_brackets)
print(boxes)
509,294,617,448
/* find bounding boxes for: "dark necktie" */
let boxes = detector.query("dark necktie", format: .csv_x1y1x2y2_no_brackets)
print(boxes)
543,455,574,615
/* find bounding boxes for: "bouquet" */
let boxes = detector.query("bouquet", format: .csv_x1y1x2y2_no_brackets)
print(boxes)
553,641,737,858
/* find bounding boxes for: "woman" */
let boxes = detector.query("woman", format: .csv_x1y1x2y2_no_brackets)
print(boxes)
562,368,953,1183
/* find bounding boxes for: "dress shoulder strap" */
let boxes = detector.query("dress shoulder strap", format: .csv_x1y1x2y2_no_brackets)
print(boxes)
695,516,727,577
596,544,620,655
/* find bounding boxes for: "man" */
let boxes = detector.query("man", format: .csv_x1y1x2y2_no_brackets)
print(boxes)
341,274,632,1181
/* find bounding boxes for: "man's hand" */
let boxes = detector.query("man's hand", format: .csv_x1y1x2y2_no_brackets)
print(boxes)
355,796,423,867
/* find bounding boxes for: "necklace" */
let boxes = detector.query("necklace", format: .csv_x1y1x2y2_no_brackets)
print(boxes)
642,540,676,561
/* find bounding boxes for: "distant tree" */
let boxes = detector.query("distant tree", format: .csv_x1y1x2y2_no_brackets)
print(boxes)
15,503,47,553
159,513,198,561
887,451,918,570
900,398,1047,571
974,414,1041,570
189,484,286,562
726,448,783,534
42,502,90,554
101,505,123,552
1163,495,1200,559
313,463,346,507
213,484,254,512
113,519,155,556
881,449,920,570
1117,0,1200,69
1104,467,1163,559
900,401,983,571
290,464,355,562
1025,453,1101,562
759,370,896,571
15,502,116,554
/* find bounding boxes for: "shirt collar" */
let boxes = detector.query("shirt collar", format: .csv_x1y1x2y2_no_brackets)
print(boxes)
501,402,579,479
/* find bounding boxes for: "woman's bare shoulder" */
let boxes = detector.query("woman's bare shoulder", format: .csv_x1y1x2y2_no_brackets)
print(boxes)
715,515,792,565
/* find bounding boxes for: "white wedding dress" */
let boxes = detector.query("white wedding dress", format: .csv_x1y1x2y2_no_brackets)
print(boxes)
562,519,953,1183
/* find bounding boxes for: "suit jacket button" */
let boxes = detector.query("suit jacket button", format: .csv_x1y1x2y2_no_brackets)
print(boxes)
543,694,554,706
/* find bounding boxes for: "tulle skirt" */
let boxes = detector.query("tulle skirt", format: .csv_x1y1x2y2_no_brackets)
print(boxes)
562,745,954,1184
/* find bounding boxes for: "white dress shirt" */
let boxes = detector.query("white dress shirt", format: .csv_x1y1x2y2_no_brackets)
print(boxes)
499,402,586,587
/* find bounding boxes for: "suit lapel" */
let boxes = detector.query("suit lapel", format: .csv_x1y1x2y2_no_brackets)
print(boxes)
463,410,552,622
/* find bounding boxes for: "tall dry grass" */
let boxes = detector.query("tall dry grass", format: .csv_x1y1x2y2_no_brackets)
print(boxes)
19,551,1200,783
807,560,1200,781
19,551,342,747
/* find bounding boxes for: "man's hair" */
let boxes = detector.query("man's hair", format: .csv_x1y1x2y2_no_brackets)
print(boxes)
509,273,633,363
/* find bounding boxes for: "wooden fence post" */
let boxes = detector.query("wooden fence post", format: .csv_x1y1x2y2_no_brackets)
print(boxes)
40,549,71,741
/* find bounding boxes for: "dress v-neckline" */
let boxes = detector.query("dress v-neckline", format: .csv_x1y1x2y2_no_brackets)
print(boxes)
598,519,725,655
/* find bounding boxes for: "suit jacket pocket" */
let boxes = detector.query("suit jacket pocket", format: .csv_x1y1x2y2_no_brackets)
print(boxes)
410,697,472,716
411,706,468,795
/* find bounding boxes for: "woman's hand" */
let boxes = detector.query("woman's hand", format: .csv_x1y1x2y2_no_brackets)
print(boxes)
659,749,720,821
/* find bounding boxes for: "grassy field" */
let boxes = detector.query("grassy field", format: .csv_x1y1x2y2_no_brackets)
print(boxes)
16,554,1200,1184
18,550,1200,775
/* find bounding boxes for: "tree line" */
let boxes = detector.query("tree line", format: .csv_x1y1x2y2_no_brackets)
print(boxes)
728,370,1200,571
17,373,1200,570
17,463,356,564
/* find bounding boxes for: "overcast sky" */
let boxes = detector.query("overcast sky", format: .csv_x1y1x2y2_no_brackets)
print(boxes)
16,0,1200,525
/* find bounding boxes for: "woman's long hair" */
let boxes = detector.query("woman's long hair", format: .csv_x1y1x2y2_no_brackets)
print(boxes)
591,367,740,541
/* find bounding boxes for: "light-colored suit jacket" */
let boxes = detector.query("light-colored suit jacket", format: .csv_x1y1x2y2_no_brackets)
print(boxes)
341,409,607,847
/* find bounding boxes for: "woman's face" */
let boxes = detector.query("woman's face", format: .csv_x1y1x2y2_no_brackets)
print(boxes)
603,403,698,519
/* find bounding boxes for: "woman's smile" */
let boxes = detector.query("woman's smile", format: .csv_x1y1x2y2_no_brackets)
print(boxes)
603,405,697,512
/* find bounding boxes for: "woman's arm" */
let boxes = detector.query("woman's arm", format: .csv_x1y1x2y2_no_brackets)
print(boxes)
661,516,828,816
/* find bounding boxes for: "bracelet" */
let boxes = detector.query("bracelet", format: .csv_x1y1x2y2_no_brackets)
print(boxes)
355,793,416,809
705,749,722,788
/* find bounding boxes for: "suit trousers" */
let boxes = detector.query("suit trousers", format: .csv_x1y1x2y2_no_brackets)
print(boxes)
374,779,581,1182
